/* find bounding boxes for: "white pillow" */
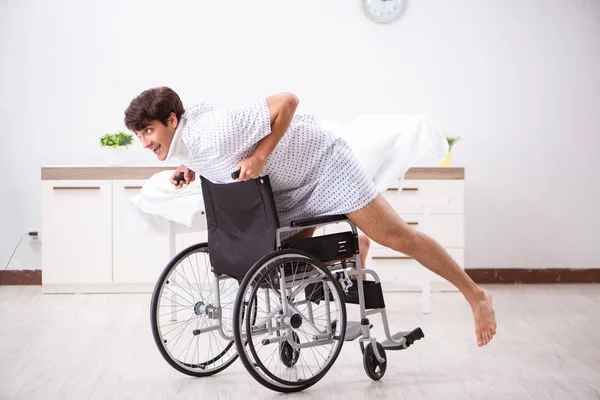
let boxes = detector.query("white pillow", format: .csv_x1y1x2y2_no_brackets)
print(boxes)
320,114,448,193
320,116,401,179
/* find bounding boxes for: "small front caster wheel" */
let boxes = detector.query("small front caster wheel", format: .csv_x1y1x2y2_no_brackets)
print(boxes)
363,342,387,381
279,331,301,367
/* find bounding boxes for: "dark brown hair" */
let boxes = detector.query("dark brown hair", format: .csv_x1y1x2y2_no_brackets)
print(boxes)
124,86,185,131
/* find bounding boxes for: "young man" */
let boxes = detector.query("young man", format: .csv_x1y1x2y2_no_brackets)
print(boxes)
124,87,497,347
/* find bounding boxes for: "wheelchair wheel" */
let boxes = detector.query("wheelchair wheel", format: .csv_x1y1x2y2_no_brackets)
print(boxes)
150,243,238,377
233,249,347,393
363,342,387,381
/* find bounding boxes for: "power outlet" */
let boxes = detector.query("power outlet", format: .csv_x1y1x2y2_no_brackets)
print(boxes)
29,229,41,243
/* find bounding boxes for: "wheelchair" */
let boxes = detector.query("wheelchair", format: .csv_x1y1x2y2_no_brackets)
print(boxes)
150,174,424,393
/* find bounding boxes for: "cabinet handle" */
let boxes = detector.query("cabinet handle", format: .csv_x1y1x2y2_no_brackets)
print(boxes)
53,186,100,190
124,186,143,190
407,221,419,225
388,187,419,192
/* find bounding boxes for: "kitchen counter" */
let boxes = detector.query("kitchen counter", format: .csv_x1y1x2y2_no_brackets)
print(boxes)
41,166,465,180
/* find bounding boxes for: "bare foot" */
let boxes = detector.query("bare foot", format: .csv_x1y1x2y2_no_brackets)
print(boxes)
470,288,497,347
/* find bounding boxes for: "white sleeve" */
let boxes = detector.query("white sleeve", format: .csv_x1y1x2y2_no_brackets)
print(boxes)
202,98,272,154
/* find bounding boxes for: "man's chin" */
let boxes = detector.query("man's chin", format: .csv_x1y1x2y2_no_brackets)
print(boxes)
156,147,170,161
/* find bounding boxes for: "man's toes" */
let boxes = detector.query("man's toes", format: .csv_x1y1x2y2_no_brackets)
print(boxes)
481,332,488,345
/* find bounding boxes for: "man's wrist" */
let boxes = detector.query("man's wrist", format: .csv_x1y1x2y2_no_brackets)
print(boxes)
253,152,267,163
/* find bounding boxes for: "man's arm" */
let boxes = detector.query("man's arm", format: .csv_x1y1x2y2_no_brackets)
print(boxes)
252,92,299,163
234,92,298,181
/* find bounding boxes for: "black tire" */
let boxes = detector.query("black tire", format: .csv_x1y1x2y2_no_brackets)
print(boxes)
150,243,238,377
233,249,347,393
363,342,387,381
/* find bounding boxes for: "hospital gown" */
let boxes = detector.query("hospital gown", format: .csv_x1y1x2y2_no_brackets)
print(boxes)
166,99,379,241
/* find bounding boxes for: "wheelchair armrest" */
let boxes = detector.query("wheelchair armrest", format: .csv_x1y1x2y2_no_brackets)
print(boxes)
290,214,348,227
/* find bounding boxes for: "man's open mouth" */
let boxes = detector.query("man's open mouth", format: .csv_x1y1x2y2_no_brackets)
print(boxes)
151,145,161,155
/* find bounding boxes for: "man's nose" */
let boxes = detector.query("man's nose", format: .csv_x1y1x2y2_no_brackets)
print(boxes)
141,136,151,149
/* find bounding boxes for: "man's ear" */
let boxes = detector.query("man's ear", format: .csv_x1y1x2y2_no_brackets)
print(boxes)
169,112,178,128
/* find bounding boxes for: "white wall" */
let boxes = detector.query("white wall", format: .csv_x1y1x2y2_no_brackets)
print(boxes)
1,0,599,271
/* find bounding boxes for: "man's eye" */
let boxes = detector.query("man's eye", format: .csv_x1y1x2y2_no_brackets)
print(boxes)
145,128,152,134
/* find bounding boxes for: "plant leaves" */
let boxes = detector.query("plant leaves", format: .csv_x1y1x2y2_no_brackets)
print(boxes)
99,131,134,148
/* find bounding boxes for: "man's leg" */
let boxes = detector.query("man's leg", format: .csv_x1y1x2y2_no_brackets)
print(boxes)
355,234,370,280
346,194,497,347
357,234,370,270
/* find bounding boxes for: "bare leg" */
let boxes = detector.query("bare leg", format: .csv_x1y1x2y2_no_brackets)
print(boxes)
347,195,497,347
354,234,370,280
357,234,370,271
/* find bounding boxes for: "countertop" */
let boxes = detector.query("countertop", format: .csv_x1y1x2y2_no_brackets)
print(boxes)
41,166,465,180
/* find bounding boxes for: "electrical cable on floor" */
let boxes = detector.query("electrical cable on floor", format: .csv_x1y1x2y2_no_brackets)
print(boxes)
0,233,29,286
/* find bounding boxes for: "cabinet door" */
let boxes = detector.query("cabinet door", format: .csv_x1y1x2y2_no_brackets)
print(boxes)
112,180,171,284
42,180,112,285
383,180,465,214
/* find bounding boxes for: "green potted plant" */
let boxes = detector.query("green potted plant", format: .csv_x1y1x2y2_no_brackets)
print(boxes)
100,131,134,165
438,135,460,167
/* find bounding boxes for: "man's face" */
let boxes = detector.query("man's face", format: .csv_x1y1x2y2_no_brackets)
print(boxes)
134,113,178,161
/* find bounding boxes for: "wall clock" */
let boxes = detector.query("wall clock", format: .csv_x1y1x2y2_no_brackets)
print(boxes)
362,0,407,24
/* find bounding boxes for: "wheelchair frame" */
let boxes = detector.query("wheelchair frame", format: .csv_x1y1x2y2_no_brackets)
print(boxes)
151,175,424,393
276,216,415,363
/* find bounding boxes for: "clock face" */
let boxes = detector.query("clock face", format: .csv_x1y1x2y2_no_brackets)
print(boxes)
362,0,407,24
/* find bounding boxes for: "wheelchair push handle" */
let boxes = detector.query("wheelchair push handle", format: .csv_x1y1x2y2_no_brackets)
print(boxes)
173,172,185,185
231,169,264,181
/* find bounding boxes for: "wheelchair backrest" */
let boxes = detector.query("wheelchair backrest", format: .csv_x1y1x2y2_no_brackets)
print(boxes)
200,175,280,281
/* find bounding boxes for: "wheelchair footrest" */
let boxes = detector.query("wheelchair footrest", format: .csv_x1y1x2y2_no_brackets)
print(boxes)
331,320,370,342
381,327,425,351
344,321,371,342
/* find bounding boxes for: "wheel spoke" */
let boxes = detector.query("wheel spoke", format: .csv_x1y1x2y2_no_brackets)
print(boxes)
152,246,238,377
238,254,346,388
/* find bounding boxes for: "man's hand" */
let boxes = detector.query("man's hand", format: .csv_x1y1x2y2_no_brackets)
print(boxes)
170,165,195,189
235,155,265,181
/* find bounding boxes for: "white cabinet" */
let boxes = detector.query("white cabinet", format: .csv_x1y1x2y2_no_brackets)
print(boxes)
42,179,174,293
112,180,171,285
370,179,465,292
382,180,465,214
322,178,465,293
41,180,113,287
41,168,464,297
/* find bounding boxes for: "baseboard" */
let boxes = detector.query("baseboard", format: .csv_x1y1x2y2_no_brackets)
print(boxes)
2,268,599,287
0,270,42,285
466,268,600,284
42,283,155,294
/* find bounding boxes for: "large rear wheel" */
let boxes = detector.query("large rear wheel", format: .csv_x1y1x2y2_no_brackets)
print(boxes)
233,249,347,392
150,243,239,377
